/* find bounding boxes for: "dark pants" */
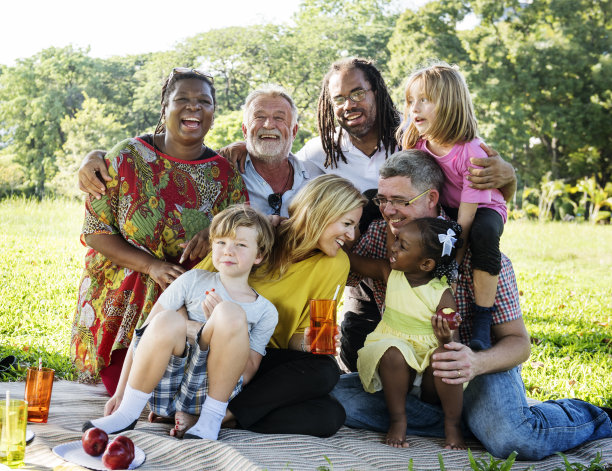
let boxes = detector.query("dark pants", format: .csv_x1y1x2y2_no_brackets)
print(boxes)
339,282,381,373
443,206,504,275
228,348,345,437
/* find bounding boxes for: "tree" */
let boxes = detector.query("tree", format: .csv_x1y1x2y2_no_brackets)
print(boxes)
50,94,126,198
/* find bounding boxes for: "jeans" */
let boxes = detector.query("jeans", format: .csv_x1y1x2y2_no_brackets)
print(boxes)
463,366,612,460
332,368,612,459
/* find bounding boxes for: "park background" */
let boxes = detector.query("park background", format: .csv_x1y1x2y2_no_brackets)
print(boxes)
0,0,610,410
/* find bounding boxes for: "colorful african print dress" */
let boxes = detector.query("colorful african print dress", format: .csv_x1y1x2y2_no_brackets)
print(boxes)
71,136,247,382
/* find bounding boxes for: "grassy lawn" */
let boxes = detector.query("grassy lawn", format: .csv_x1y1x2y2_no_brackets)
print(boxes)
0,198,610,408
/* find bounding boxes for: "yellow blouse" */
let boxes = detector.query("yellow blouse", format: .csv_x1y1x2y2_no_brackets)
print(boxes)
195,250,350,349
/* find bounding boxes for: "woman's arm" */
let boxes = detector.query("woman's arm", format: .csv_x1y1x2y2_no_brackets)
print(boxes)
84,233,185,290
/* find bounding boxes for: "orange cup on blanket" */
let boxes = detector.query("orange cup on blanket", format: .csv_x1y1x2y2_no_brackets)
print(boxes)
309,299,337,355
25,367,54,423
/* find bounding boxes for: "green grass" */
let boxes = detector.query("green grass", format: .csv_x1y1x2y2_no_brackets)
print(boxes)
0,199,611,409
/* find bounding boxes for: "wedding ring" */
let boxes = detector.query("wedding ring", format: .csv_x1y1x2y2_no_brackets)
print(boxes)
456,370,461,378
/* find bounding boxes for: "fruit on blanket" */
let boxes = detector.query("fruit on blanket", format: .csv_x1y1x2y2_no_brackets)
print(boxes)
436,307,461,330
81,427,108,456
102,436,135,470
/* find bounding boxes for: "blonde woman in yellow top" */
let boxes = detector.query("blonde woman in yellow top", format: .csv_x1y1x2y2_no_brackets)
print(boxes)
185,174,366,438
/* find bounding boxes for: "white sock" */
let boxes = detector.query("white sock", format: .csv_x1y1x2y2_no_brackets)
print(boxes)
185,396,228,440
91,384,151,433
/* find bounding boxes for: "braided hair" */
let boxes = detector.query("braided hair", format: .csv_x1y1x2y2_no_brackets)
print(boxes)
412,217,463,283
153,70,216,138
317,58,401,169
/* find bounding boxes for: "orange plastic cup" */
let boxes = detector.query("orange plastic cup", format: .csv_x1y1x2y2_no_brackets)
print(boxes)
309,299,337,355
24,367,54,423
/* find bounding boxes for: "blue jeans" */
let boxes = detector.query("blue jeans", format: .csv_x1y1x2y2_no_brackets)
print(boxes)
332,368,612,460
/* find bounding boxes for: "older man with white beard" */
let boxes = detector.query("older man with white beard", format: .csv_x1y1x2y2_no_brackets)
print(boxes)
238,85,317,222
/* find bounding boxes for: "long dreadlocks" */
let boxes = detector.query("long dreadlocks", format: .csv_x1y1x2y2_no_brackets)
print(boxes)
317,58,401,169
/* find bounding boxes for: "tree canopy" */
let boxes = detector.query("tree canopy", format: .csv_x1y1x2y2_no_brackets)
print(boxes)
0,0,609,197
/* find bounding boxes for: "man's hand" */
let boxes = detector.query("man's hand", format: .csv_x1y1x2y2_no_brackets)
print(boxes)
218,141,248,173
467,143,516,200
430,341,478,385
78,150,110,199
179,227,210,263
147,260,186,290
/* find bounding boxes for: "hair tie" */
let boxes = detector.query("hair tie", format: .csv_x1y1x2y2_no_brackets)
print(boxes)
438,229,457,257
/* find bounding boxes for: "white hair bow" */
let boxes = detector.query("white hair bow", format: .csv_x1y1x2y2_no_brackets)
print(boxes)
438,229,457,257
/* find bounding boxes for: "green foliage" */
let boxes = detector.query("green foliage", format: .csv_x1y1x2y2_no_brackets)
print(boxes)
467,449,519,471
1,0,608,197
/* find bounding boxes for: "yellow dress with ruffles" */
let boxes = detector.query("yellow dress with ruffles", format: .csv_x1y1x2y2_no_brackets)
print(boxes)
357,270,447,393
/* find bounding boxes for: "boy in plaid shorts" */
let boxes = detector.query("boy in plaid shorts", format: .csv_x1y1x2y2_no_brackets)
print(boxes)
84,204,278,440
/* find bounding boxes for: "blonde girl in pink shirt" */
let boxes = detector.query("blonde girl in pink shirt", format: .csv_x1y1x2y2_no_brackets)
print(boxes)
397,63,507,351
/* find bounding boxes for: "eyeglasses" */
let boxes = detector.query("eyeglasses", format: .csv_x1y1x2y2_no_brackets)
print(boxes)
332,88,371,106
372,189,431,208
268,193,282,216
168,67,214,83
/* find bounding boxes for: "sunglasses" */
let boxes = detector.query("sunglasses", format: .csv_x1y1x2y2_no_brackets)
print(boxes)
268,193,282,216
168,67,214,83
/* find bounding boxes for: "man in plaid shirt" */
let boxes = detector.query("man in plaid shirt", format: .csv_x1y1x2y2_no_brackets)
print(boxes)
332,150,612,460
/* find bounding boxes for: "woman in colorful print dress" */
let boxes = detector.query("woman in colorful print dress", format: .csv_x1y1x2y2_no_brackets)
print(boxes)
71,68,248,394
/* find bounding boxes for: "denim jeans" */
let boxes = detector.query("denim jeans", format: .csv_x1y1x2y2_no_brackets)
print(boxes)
332,368,612,460
463,366,612,460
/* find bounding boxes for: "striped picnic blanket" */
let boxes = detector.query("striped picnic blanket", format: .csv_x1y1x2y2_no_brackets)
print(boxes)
3,380,611,470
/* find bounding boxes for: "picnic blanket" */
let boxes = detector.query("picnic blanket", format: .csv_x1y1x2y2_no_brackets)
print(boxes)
3,380,611,470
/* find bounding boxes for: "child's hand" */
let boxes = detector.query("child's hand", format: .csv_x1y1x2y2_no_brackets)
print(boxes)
104,395,122,416
201,289,222,320
431,315,453,344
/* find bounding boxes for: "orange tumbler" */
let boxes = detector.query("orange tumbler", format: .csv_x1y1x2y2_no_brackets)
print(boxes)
309,299,337,355
24,367,54,423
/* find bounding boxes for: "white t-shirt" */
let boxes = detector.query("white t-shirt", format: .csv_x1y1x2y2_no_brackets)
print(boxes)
157,270,278,356
296,131,394,193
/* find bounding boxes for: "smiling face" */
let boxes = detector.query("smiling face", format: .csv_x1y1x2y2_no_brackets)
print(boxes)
407,79,437,137
211,226,263,278
328,68,377,140
389,222,429,275
164,78,215,147
316,206,362,257
377,176,438,236
243,95,298,164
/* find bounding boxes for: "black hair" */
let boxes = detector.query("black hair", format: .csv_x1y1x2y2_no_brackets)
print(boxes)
318,57,401,169
412,217,463,283
153,71,216,137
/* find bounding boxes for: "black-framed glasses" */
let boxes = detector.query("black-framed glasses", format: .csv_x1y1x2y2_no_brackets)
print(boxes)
372,189,431,208
268,193,282,216
168,67,214,83
332,88,371,106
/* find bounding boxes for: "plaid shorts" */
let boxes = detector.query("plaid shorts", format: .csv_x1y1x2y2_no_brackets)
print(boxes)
132,325,243,417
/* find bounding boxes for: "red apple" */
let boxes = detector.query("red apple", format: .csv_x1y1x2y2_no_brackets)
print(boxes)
102,436,135,470
81,427,108,457
113,435,135,455
436,307,461,330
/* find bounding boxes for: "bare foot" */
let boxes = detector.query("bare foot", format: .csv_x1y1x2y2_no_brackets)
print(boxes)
147,411,174,424
169,411,198,438
443,422,466,450
385,418,409,448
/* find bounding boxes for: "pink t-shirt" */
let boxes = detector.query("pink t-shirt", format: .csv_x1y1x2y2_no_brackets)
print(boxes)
416,138,507,222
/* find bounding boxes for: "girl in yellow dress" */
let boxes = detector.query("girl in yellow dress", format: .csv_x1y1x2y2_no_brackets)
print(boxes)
349,217,464,450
